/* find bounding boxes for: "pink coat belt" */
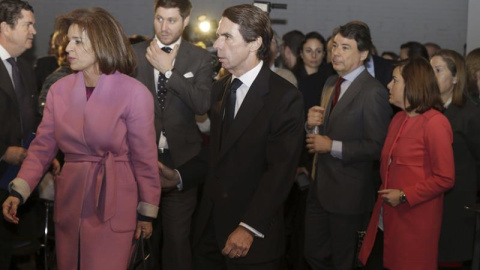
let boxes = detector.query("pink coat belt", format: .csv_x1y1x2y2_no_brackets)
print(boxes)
64,152,130,222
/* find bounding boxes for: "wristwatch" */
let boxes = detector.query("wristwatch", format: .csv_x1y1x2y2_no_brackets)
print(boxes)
165,69,173,79
399,190,407,203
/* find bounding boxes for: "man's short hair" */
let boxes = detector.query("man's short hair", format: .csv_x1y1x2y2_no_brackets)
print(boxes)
0,0,33,27
222,4,272,61
333,21,373,55
154,0,192,19
282,30,304,56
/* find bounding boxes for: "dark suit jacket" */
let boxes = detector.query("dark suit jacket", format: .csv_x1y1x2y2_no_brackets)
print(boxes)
133,39,213,190
0,56,38,178
372,55,393,89
194,64,305,263
438,99,480,261
314,70,392,214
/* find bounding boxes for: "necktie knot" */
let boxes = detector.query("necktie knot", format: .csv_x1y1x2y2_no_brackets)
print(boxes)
229,78,243,94
6,57,17,68
162,47,172,53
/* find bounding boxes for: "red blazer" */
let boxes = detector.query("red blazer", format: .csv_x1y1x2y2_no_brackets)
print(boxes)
359,109,455,270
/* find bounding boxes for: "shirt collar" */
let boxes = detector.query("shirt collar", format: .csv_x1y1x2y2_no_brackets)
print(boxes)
0,44,12,61
232,61,264,88
444,96,452,108
155,36,182,50
342,65,365,82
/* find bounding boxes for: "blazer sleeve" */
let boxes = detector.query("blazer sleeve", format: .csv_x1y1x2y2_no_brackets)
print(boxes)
241,88,305,233
403,114,455,206
166,49,213,115
125,83,161,218
342,84,392,163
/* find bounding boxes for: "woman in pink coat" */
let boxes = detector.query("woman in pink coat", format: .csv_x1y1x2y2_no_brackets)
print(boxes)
2,8,161,270
358,57,455,270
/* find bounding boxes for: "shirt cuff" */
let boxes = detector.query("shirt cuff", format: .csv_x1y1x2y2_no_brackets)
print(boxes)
175,169,183,191
331,140,342,159
239,222,264,238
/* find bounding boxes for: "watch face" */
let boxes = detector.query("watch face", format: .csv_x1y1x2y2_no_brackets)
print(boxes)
165,70,172,79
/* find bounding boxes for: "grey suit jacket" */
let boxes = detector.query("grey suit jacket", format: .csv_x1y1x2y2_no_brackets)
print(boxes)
133,39,213,168
0,56,38,178
314,69,392,215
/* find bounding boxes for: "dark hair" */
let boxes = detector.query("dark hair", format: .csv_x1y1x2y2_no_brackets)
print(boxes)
282,30,305,57
466,48,480,98
432,49,466,106
424,42,441,50
301,32,326,52
400,41,429,60
381,51,399,61
333,21,373,57
293,31,326,74
222,4,272,61
55,7,136,76
154,0,192,19
0,0,33,27
396,57,444,113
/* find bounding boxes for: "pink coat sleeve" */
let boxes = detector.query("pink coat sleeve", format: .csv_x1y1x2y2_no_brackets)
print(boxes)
124,82,161,217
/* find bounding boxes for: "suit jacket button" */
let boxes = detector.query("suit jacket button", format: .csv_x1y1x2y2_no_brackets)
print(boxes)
222,192,228,198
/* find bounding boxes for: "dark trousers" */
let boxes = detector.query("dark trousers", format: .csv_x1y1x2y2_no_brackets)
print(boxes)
148,150,198,270
364,229,387,270
304,189,368,270
0,188,15,268
193,217,282,270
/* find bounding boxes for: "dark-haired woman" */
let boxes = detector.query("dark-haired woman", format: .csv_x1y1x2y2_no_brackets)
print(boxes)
431,49,480,267
358,57,455,269
2,8,160,269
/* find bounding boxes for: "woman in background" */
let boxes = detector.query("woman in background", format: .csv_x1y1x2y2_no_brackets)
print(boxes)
466,48,480,100
358,57,455,269
431,49,480,267
293,31,327,80
2,8,161,270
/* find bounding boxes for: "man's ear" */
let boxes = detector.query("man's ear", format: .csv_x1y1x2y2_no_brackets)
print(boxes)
360,50,369,62
183,15,190,29
249,36,262,52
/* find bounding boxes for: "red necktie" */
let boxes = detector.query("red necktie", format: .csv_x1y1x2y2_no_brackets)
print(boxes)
330,76,345,113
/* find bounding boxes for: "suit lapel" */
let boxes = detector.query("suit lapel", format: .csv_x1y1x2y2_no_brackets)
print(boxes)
328,70,369,122
0,60,18,104
217,65,270,161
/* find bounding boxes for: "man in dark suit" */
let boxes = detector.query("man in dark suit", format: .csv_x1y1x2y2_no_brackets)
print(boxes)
133,0,213,269
193,5,304,270
0,0,39,267
304,22,392,270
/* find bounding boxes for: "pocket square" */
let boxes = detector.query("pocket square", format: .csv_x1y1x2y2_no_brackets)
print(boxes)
183,72,194,78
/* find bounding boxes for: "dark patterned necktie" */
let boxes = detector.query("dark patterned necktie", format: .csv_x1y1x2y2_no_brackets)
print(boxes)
157,47,172,110
7,57,34,141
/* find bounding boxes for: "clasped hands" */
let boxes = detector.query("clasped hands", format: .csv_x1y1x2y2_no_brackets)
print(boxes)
306,106,332,153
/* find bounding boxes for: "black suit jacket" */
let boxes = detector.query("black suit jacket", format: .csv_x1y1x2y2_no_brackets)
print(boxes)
371,55,393,88
194,64,304,263
438,99,480,261
0,55,38,179
133,39,213,190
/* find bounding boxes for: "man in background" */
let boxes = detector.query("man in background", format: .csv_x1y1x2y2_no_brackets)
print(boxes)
133,0,213,269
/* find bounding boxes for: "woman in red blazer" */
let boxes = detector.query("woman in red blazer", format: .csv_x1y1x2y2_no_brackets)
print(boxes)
358,57,455,270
